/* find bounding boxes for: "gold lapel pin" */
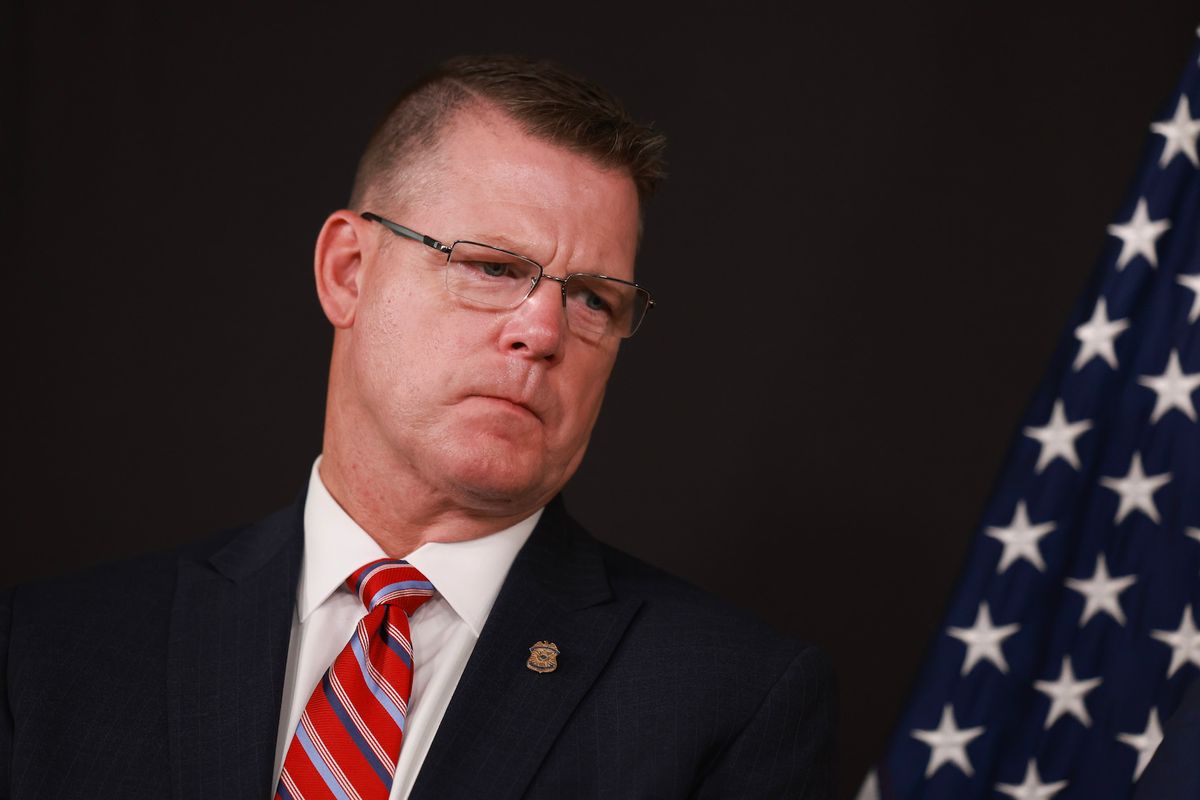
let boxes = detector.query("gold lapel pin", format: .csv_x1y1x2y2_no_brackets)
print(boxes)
526,641,560,673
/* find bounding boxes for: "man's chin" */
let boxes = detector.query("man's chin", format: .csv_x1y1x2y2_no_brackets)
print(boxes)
440,451,556,512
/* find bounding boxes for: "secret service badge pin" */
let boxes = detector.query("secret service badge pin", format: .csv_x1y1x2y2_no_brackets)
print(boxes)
526,641,560,673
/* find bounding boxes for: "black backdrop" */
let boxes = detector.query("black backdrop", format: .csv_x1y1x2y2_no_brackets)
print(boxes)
5,3,1198,796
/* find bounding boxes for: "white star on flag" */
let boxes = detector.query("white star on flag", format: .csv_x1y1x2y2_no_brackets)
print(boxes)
1064,553,1137,627
986,501,1056,573
1023,399,1092,472
1073,298,1129,370
1178,272,1200,323
860,38,1200,800
910,704,985,778
1033,656,1102,729
1150,95,1200,167
948,601,1020,675
1106,198,1171,270
1138,349,1200,422
1098,451,1172,525
994,759,1069,800
1150,604,1200,678
1117,708,1164,782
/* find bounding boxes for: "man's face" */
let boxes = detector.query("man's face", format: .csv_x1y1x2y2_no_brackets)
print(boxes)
341,107,641,515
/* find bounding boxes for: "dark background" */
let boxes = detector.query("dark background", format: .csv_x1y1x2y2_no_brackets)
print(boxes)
4,3,1198,796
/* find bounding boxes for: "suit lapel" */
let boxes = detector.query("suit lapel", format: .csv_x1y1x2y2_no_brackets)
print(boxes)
410,499,641,800
167,500,304,800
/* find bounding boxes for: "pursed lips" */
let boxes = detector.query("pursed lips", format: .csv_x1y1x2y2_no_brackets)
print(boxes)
467,393,544,421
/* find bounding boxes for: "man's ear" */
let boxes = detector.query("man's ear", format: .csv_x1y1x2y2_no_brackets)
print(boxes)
314,210,369,329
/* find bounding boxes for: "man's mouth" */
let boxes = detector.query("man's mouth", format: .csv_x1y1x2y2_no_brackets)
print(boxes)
469,394,541,421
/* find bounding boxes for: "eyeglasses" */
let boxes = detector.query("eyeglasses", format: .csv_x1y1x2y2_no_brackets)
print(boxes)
361,212,654,340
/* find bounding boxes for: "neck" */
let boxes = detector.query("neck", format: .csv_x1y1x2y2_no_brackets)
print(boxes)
317,439,543,558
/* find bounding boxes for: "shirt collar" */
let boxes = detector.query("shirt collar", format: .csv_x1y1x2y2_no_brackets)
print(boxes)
300,457,540,636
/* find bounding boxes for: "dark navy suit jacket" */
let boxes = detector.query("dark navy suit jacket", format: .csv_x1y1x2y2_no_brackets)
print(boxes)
0,496,835,798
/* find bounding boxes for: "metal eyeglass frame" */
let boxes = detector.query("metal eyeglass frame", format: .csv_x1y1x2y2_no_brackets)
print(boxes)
360,212,654,338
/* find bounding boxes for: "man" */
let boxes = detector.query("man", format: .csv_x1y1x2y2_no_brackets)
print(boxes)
0,56,835,799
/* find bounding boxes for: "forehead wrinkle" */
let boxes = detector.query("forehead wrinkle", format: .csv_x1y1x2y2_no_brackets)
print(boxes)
402,115,637,280
457,231,539,257
452,217,563,272
440,219,632,282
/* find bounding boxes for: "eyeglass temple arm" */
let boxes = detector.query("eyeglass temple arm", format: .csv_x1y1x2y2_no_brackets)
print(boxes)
360,212,452,255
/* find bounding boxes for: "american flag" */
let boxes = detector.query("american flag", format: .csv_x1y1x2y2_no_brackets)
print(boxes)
860,31,1200,800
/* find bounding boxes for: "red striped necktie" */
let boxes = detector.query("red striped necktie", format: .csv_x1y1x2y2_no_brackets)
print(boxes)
275,559,436,800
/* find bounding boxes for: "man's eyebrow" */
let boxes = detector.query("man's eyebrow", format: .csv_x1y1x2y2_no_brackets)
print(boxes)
459,232,546,262
454,232,619,276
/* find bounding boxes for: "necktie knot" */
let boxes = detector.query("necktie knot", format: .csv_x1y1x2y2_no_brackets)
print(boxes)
347,558,436,617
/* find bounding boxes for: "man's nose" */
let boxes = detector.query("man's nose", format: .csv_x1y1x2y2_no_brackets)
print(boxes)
498,278,567,360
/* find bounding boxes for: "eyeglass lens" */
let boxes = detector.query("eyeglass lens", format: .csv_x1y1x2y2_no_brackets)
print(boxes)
444,241,649,339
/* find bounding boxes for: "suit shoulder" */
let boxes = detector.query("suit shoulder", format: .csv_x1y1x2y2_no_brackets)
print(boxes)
591,537,820,665
576,534,837,777
7,502,298,623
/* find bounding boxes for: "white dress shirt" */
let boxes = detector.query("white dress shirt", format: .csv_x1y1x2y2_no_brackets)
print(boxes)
273,458,540,799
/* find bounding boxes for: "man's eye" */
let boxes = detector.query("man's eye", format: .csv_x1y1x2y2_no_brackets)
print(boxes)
462,261,516,278
583,292,610,313
570,288,618,323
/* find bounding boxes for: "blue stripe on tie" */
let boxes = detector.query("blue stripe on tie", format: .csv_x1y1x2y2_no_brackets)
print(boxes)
382,622,414,670
296,721,353,800
367,579,434,611
321,672,393,787
353,559,395,597
276,775,294,800
349,629,408,731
